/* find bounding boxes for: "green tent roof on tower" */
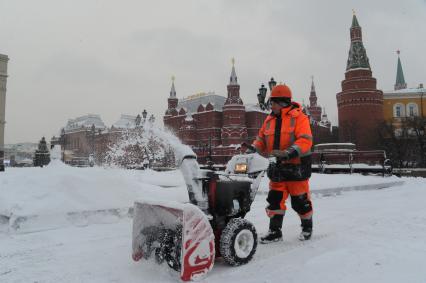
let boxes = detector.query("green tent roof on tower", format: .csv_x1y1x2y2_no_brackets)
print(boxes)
351,14,360,28
346,13,370,71
395,51,407,90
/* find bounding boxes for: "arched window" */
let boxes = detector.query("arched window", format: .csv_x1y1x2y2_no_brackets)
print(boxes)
406,103,419,117
393,103,405,118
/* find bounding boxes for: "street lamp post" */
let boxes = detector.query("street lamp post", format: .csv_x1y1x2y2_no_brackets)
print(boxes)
257,77,277,110
268,77,277,92
258,84,267,110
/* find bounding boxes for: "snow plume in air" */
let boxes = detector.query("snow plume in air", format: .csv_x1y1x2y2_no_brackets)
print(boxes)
104,123,183,169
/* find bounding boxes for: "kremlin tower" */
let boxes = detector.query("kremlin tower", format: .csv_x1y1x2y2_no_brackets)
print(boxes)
336,12,384,150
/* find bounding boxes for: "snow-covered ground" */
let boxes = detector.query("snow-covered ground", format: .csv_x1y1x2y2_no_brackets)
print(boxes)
1,162,425,282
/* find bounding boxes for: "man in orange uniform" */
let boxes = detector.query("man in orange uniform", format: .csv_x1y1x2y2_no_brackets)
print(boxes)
252,84,313,243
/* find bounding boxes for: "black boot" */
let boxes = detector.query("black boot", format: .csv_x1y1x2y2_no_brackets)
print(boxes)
299,218,313,241
260,229,282,244
261,214,284,244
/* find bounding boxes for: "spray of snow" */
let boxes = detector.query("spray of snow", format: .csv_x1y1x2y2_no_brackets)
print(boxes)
104,123,179,168
142,125,208,210
104,123,207,209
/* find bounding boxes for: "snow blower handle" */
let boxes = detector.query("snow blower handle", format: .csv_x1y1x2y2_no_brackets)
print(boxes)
241,142,256,154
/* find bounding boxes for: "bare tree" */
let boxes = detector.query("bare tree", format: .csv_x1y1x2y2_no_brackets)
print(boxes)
377,121,410,168
377,117,426,168
404,116,426,167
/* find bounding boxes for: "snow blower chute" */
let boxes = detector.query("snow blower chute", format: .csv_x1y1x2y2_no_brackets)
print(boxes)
132,145,268,281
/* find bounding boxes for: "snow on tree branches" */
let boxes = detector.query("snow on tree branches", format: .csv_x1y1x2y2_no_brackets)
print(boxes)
104,123,176,169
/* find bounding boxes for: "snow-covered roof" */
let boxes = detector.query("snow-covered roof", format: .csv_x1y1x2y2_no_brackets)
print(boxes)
177,92,226,113
245,103,270,114
384,87,426,96
112,114,137,129
65,114,106,132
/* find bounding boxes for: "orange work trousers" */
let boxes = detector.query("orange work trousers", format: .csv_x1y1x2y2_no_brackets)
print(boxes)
267,180,313,219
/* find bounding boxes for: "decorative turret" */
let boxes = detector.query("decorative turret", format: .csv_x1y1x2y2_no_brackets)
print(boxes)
167,76,178,110
221,58,247,146
309,77,318,106
164,76,180,131
322,108,327,118
225,58,243,105
307,76,322,122
321,108,331,129
394,50,407,90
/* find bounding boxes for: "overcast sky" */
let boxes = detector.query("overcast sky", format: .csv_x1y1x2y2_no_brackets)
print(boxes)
1,0,425,143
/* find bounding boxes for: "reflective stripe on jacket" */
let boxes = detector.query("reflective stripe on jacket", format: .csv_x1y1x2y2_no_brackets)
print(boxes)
253,102,313,164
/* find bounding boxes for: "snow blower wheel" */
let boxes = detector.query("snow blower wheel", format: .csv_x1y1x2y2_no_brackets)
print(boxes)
219,218,257,266
154,227,182,272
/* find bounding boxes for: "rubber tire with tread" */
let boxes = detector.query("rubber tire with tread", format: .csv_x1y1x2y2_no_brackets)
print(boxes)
219,218,257,266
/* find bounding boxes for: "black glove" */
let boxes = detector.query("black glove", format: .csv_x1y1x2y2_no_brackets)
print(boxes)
271,150,290,160
241,142,256,154
271,147,298,161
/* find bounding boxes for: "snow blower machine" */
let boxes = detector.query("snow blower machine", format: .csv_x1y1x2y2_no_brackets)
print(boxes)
132,145,268,281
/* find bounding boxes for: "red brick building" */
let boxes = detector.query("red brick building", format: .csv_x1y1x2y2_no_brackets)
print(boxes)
164,63,336,164
53,114,144,166
164,63,268,164
336,14,384,150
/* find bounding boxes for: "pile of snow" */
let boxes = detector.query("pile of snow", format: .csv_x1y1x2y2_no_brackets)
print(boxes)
0,158,403,234
0,162,187,233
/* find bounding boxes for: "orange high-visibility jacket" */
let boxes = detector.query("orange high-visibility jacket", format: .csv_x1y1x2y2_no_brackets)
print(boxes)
253,102,313,164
